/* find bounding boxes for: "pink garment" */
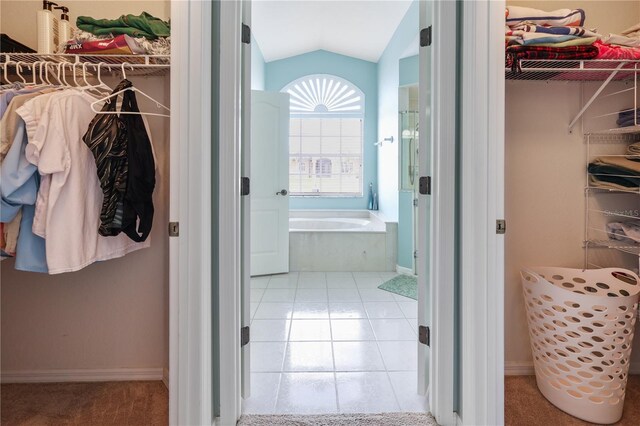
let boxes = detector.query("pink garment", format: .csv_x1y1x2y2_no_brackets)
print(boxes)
595,40,640,60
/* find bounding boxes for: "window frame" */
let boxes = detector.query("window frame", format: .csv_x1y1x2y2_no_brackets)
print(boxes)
283,74,365,198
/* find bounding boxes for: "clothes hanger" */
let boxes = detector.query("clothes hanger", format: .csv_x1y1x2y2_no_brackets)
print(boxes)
79,62,112,97
89,62,170,118
71,61,81,87
57,62,72,87
3,59,13,84
30,62,49,87
14,62,27,84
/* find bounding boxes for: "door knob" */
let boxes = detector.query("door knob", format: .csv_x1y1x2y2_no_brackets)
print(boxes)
276,189,288,196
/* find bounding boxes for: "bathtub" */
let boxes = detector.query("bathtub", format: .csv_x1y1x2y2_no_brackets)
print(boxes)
289,210,397,272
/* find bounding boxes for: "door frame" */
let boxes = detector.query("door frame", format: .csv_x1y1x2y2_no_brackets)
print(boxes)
214,1,506,425
458,1,506,425
169,0,214,425
217,0,244,425
425,0,456,424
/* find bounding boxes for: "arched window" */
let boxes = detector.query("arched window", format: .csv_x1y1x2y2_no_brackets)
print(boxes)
283,75,364,196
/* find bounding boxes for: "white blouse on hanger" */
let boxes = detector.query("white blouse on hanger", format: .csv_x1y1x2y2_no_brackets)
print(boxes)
21,89,150,274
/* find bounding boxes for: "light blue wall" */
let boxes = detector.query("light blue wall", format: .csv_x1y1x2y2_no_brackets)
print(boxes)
265,50,378,210
376,1,419,222
399,55,419,87
377,1,419,269
251,36,266,90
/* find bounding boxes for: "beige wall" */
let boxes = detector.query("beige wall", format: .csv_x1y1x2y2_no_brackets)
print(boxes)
0,0,170,51
0,1,170,376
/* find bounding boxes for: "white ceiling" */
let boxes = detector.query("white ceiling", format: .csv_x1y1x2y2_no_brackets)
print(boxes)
252,0,413,63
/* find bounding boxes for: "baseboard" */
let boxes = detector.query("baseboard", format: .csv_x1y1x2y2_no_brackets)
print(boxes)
504,362,535,376
395,265,415,276
162,367,169,389
505,362,640,376
1,367,164,384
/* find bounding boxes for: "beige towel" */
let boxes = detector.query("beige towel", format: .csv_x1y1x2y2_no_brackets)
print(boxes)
592,155,640,174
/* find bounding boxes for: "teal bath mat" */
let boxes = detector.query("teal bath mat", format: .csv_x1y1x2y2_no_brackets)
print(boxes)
378,275,417,300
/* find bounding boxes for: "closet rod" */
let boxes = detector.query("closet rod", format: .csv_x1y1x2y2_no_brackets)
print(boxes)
1,53,170,78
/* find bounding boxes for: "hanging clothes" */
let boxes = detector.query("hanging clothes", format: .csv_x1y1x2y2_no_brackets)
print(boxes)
83,79,156,243
23,89,150,274
2,89,60,271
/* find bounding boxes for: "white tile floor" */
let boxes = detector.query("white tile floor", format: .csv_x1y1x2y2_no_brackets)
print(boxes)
243,271,429,415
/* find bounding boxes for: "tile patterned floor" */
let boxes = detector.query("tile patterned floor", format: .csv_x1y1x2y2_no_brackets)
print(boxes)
243,271,428,415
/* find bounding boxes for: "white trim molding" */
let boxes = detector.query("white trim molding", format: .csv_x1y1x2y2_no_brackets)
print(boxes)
1,368,163,384
218,0,244,425
459,1,506,426
396,265,415,276
428,1,458,424
170,1,213,425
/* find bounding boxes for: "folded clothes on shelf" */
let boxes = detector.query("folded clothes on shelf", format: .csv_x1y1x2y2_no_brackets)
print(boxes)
607,220,640,244
76,12,170,40
617,108,640,128
505,45,599,73
506,6,585,28
59,29,171,56
594,40,640,59
588,156,640,189
64,34,145,55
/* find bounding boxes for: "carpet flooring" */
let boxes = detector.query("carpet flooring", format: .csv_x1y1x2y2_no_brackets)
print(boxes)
237,412,438,425
505,375,640,425
0,381,168,425
3,376,639,425
378,275,417,300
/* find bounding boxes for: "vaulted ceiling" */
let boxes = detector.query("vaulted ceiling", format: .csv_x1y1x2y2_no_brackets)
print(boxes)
252,0,413,63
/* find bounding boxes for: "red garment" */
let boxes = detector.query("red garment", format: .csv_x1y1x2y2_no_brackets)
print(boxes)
594,40,640,60
506,45,599,73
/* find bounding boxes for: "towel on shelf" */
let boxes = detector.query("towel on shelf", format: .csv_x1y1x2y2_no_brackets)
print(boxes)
588,175,638,191
506,6,585,28
509,24,599,38
505,45,599,73
600,33,640,48
617,108,640,128
76,12,170,40
606,221,640,244
588,156,640,189
629,142,640,155
595,40,640,59
514,33,581,46
532,37,598,48
622,22,640,38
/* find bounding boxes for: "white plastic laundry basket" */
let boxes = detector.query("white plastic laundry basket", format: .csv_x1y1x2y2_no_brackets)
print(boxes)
521,267,640,424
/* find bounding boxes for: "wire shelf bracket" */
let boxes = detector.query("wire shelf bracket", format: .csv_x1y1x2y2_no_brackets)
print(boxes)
568,61,630,133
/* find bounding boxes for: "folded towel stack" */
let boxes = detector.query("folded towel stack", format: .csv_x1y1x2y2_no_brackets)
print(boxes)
505,7,640,70
588,155,640,190
617,109,640,128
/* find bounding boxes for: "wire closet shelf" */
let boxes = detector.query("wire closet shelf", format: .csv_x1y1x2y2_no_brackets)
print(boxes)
1,53,170,77
506,59,640,82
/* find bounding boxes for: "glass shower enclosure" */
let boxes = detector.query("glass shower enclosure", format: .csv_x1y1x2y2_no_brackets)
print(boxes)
399,110,419,191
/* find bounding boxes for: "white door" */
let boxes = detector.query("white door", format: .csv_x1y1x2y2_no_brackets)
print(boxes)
250,90,290,276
